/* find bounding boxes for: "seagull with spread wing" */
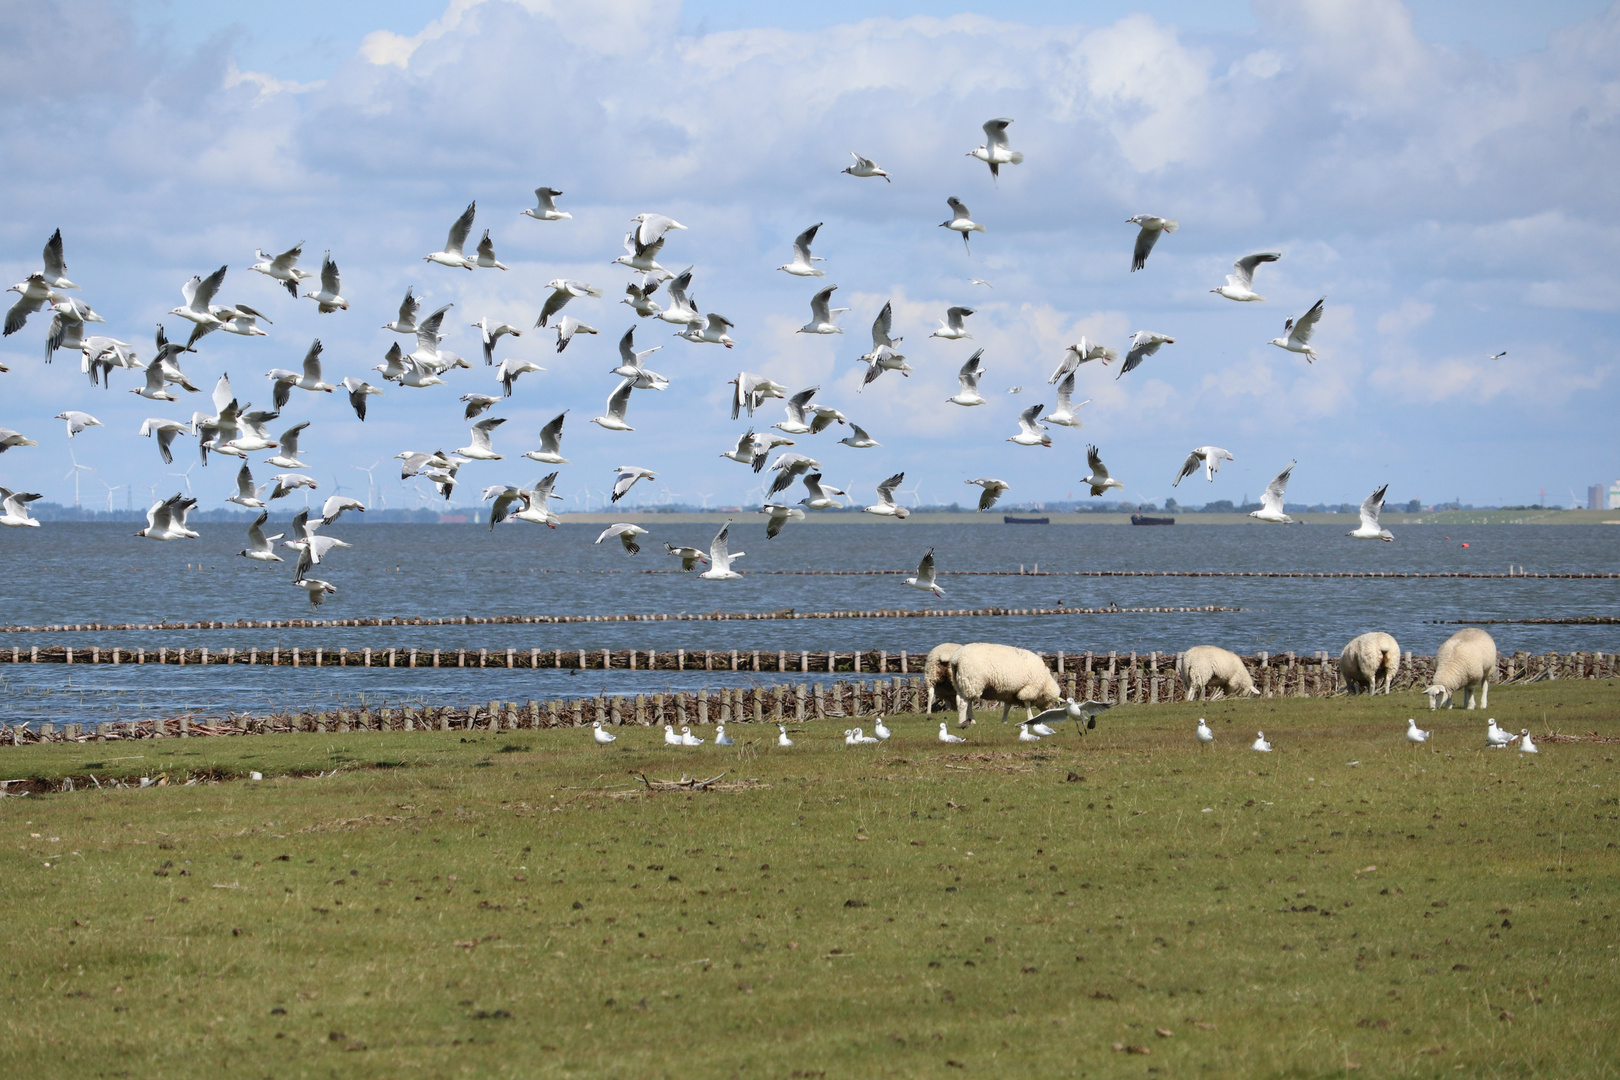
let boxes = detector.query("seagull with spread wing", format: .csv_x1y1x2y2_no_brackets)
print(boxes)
1081,445,1124,497
1173,446,1234,487
1269,298,1325,362
1118,331,1175,379
1249,460,1297,523
966,477,1009,512
1347,484,1394,541
1126,215,1178,272
968,118,1024,181
1211,251,1281,301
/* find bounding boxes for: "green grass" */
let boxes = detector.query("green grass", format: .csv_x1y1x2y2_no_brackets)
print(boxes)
3,682,1618,1078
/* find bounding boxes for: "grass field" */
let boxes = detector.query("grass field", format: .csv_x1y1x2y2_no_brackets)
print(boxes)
3,682,1617,1078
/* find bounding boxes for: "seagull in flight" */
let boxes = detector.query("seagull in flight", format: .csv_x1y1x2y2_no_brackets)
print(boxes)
1048,337,1119,384
946,350,987,406
455,416,506,461
495,357,545,397
940,198,984,250
863,471,909,519
54,411,100,438
1118,331,1175,379
382,288,422,335
236,510,283,562
472,316,523,365
968,118,1024,181
906,548,943,598
553,315,599,353
1212,252,1281,301
250,241,313,298
838,423,879,449
700,523,746,580
677,313,735,348
664,543,709,571
341,377,383,421
778,223,827,277
521,411,570,465
302,251,348,312
1173,446,1234,487
1081,445,1123,496
595,522,649,555
631,213,686,248
591,379,637,431
521,187,571,221
1126,215,1178,271
930,306,974,340
611,465,656,503
841,152,890,181
1045,373,1089,428
537,280,602,328
1249,460,1297,523
798,473,846,510
797,285,846,334
1007,404,1052,447
1347,484,1394,542
773,386,821,435
1269,298,1324,362
966,477,1009,511
425,201,479,270
763,503,806,539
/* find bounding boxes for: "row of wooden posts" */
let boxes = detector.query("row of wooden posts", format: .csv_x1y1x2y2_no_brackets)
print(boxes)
3,650,1611,745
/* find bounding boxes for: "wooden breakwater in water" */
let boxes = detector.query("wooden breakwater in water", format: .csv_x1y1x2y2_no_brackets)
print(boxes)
1,650,1611,746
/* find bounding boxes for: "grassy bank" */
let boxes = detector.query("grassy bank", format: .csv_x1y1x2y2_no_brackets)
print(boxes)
3,682,1617,1078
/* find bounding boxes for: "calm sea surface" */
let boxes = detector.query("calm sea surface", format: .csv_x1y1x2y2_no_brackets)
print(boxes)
1,521,1615,723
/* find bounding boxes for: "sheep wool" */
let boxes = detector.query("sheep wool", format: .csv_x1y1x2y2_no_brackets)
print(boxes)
1177,646,1261,701
1424,627,1498,710
1339,632,1401,695
924,642,965,714
948,643,1062,728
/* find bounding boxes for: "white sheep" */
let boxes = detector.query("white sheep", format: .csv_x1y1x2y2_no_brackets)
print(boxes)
1339,632,1401,695
1177,646,1261,700
923,642,964,714
1424,628,1497,710
949,643,1062,728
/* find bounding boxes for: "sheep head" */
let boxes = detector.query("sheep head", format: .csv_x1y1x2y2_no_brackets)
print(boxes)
1424,684,1451,710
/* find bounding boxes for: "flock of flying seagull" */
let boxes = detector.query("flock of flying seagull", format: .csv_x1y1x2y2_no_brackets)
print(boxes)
2,116,1399,608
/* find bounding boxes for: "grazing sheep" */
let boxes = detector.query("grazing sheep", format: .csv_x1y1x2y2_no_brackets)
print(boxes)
1177,646,1261,700
1424,628,1497,710
949,643,1062,728
1339,632,1401,695
924,642,964,714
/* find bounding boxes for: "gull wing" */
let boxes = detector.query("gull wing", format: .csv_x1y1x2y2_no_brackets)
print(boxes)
302,339,324,382
1262,460,1296,511
1359,484,1388,529
43,229,68,281
538,411,567,455
1086,444,1108,480
875,471,904,505
793,223,821,262
319,253,340,295
271,243,303,272
958,349,985,389
870,300,899,348
605,379,634,421
193,265,227,310
393,287,419,329
1232,251,1281,289
945,306,974,330
916,547,936,584
785,386,818,423
279,420,309,456
946,197,971,218
1017,403,1045,434
1172,449,1202,488
709,522,733,566
1132,225,1161,272
1289,298,1325,345
469,416,506,451
808,285,835,323
445,201,476,255
982,118,1013,152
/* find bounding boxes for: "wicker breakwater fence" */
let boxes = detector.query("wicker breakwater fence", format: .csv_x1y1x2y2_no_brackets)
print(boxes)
2,649,1611,745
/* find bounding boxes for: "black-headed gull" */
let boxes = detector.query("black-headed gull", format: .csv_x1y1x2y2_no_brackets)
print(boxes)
940,198,984,250
1018,723,1041,742
496,358,545,398
929,306,974,340
537,280,602,328
4,274,52,336
1196,719,1214,744
678,313,735,347
858,346,910,390
1405,718,1429,744
139,418,190,464
0,487,42,528
130,359,177,402
1045,373,1089,428
342,377,384,421
251,241,313,298
715,724,734,746
54,411,100,438
968,118,1023,181
320,495,365,526
1269,299,1324,362
764,504,805,539
732,373,788,419
838,423,879,449
1348,485,1393,542
456,417,506,460
523,411,570,465
522,187,571,222
1173,447,1234,487
170,266,228,330
552,315,598,353
1252,731,1272,752
1048,338,1120,384
841,152,890,181
966,477,1009,512
1249,461,1296,523
611,465,656,503
472,316,523,365
1082,445,1123,496
1008,404,1052,448
631,213,686,248
664,724,681,745
134,493,198,541
798,473,845,510
774,386,820,434
767,452,820,497
592,720,616,744
268,339,337,408
664,543,708,571
302,252,347,312
596,522,649,555
1486,718,1515,748
863,472,909,519
36,229,78,290
906,547,943,598
227,462,266,509
236,510,283,562
778,724,794,747
294,578,337,608
1518,730,1538,753
622,276,663,317
1212,252,1280,302
266,420,310,468
947,350,986,406
1127,215,1178,272
591,379,636,432
425,202,478,270
700,523,745,580
779,223,826,277
873,716,892,740
797,285,846,334
615,230,670,279
477,232,508,270
382,287,422,335
1118,331,1174,379
612,326,663,376
938,722,965,744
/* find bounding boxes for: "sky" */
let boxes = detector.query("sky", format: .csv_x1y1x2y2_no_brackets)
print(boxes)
2,0,1618,515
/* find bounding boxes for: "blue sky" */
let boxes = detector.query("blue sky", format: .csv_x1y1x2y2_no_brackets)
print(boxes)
2,0,1617,514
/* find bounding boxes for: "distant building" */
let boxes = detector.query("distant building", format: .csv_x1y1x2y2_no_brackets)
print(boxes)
1592,484,1607,511
1610,481,1620,510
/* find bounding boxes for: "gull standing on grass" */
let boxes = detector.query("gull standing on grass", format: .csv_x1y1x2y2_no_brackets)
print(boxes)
1045,373,1089,428
680,726,704,746
778,724,794,747
1406,718,1429,744
523,412,570,465
1118,331,1175,378
947,350,987,406
1211,252,1281,302
966,477,1010,511
611,465,656,503
1081,445,1124,496
1249,461,1297,523
940,198,984,250
1127,215,1178,271
236,511,283,561
1269,299,1324,362
1348,485,1394,542
930,306,974,340
1018,723,1041,742
250,242,313,298
699,523,745,581
1252,731,1272,752
906,548,943,598
864,472,909,519
1007,405,1052,448
1196,719,1214,744
968,118,1024,181
778,224,827,276
715,724,734,746
797,286,846,334
1519,730,1538,754
1487,718,1515,748
939,723,966,744
596,523,649,555
522,187,571,221
592,721,616,744
664,724,681,746
1173,447,1234,487
841,152,890,181
425,202,479,270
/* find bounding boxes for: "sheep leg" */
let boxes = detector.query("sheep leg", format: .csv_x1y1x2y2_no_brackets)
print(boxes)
957,695,972,729
1000,701,1013,725
926,686,936,714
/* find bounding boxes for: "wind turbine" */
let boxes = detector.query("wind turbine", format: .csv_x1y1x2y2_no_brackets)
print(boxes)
898,477,924,509
167,463,196,496
694,490,715,509
63,449,95,507
352,460,385,508
100,480,126,513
